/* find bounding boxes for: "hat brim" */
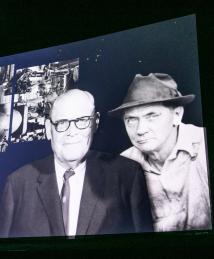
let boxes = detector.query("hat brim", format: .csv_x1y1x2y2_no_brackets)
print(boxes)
108,95,195,117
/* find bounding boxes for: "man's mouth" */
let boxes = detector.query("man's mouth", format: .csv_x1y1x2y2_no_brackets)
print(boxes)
137,138,152,144
64,140,81,145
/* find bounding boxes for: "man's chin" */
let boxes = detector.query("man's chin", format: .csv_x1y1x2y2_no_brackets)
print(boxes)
135,142,156,153
62,150,87,162
63,141,81,146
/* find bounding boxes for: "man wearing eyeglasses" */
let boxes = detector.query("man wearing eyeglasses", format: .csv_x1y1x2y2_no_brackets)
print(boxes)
0,89,153,237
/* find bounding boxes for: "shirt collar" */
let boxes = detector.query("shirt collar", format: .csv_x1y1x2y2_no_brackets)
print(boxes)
54,158,86,178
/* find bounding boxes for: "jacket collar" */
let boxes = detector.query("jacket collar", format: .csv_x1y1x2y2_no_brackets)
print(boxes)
36,155,65,236
76,151,105,236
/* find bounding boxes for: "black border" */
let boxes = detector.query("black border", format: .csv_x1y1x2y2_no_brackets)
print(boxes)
0,1,214,257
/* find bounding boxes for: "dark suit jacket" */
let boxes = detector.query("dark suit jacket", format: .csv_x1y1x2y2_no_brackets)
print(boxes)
0,151,153,237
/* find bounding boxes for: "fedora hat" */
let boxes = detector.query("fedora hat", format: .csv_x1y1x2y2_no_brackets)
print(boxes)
109,73,195,117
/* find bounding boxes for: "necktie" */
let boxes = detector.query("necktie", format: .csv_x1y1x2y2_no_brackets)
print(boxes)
61,169,75,235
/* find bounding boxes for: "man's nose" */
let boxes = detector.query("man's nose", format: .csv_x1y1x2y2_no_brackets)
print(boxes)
136,119,149,135
66,121,79,135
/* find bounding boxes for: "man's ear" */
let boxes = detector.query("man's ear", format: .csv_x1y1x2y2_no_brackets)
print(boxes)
45,119,52,140
94,112,100,132
173,106,184,126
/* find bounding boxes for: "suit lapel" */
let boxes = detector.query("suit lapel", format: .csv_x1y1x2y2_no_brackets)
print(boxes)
36,156,65,236
76,152,105,235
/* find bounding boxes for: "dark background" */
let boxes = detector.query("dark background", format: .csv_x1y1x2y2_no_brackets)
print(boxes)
0,1,214,258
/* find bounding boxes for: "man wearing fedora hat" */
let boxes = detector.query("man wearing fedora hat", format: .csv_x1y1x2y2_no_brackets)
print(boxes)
109,73,211,232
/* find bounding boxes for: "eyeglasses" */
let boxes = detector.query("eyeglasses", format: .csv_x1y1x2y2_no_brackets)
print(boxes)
49,115,96,132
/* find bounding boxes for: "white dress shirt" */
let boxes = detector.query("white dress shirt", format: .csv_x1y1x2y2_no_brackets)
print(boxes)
55,159,86,236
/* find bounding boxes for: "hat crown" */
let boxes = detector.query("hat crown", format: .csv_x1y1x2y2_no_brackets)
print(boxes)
108,72,195,117
124,73,181,104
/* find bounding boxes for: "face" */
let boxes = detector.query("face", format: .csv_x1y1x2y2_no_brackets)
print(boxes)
123,103,183,155
45,91,98,168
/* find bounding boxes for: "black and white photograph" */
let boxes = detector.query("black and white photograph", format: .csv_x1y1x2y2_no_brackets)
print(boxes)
0,14,212,243
11,59,79,143
0,64,15,152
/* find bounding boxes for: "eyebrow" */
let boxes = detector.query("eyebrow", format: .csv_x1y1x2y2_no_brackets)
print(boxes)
143,111,159,116
124,111,160,119
124,115,138,119
52,115,95,122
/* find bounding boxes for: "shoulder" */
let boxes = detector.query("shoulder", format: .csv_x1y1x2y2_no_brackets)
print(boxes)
180,123,207,154
89,150,141,164
181,123,205,143
181,123,208,166
87,151,146,190
121,146,145,166
88,150,143,173
7,155,54,183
